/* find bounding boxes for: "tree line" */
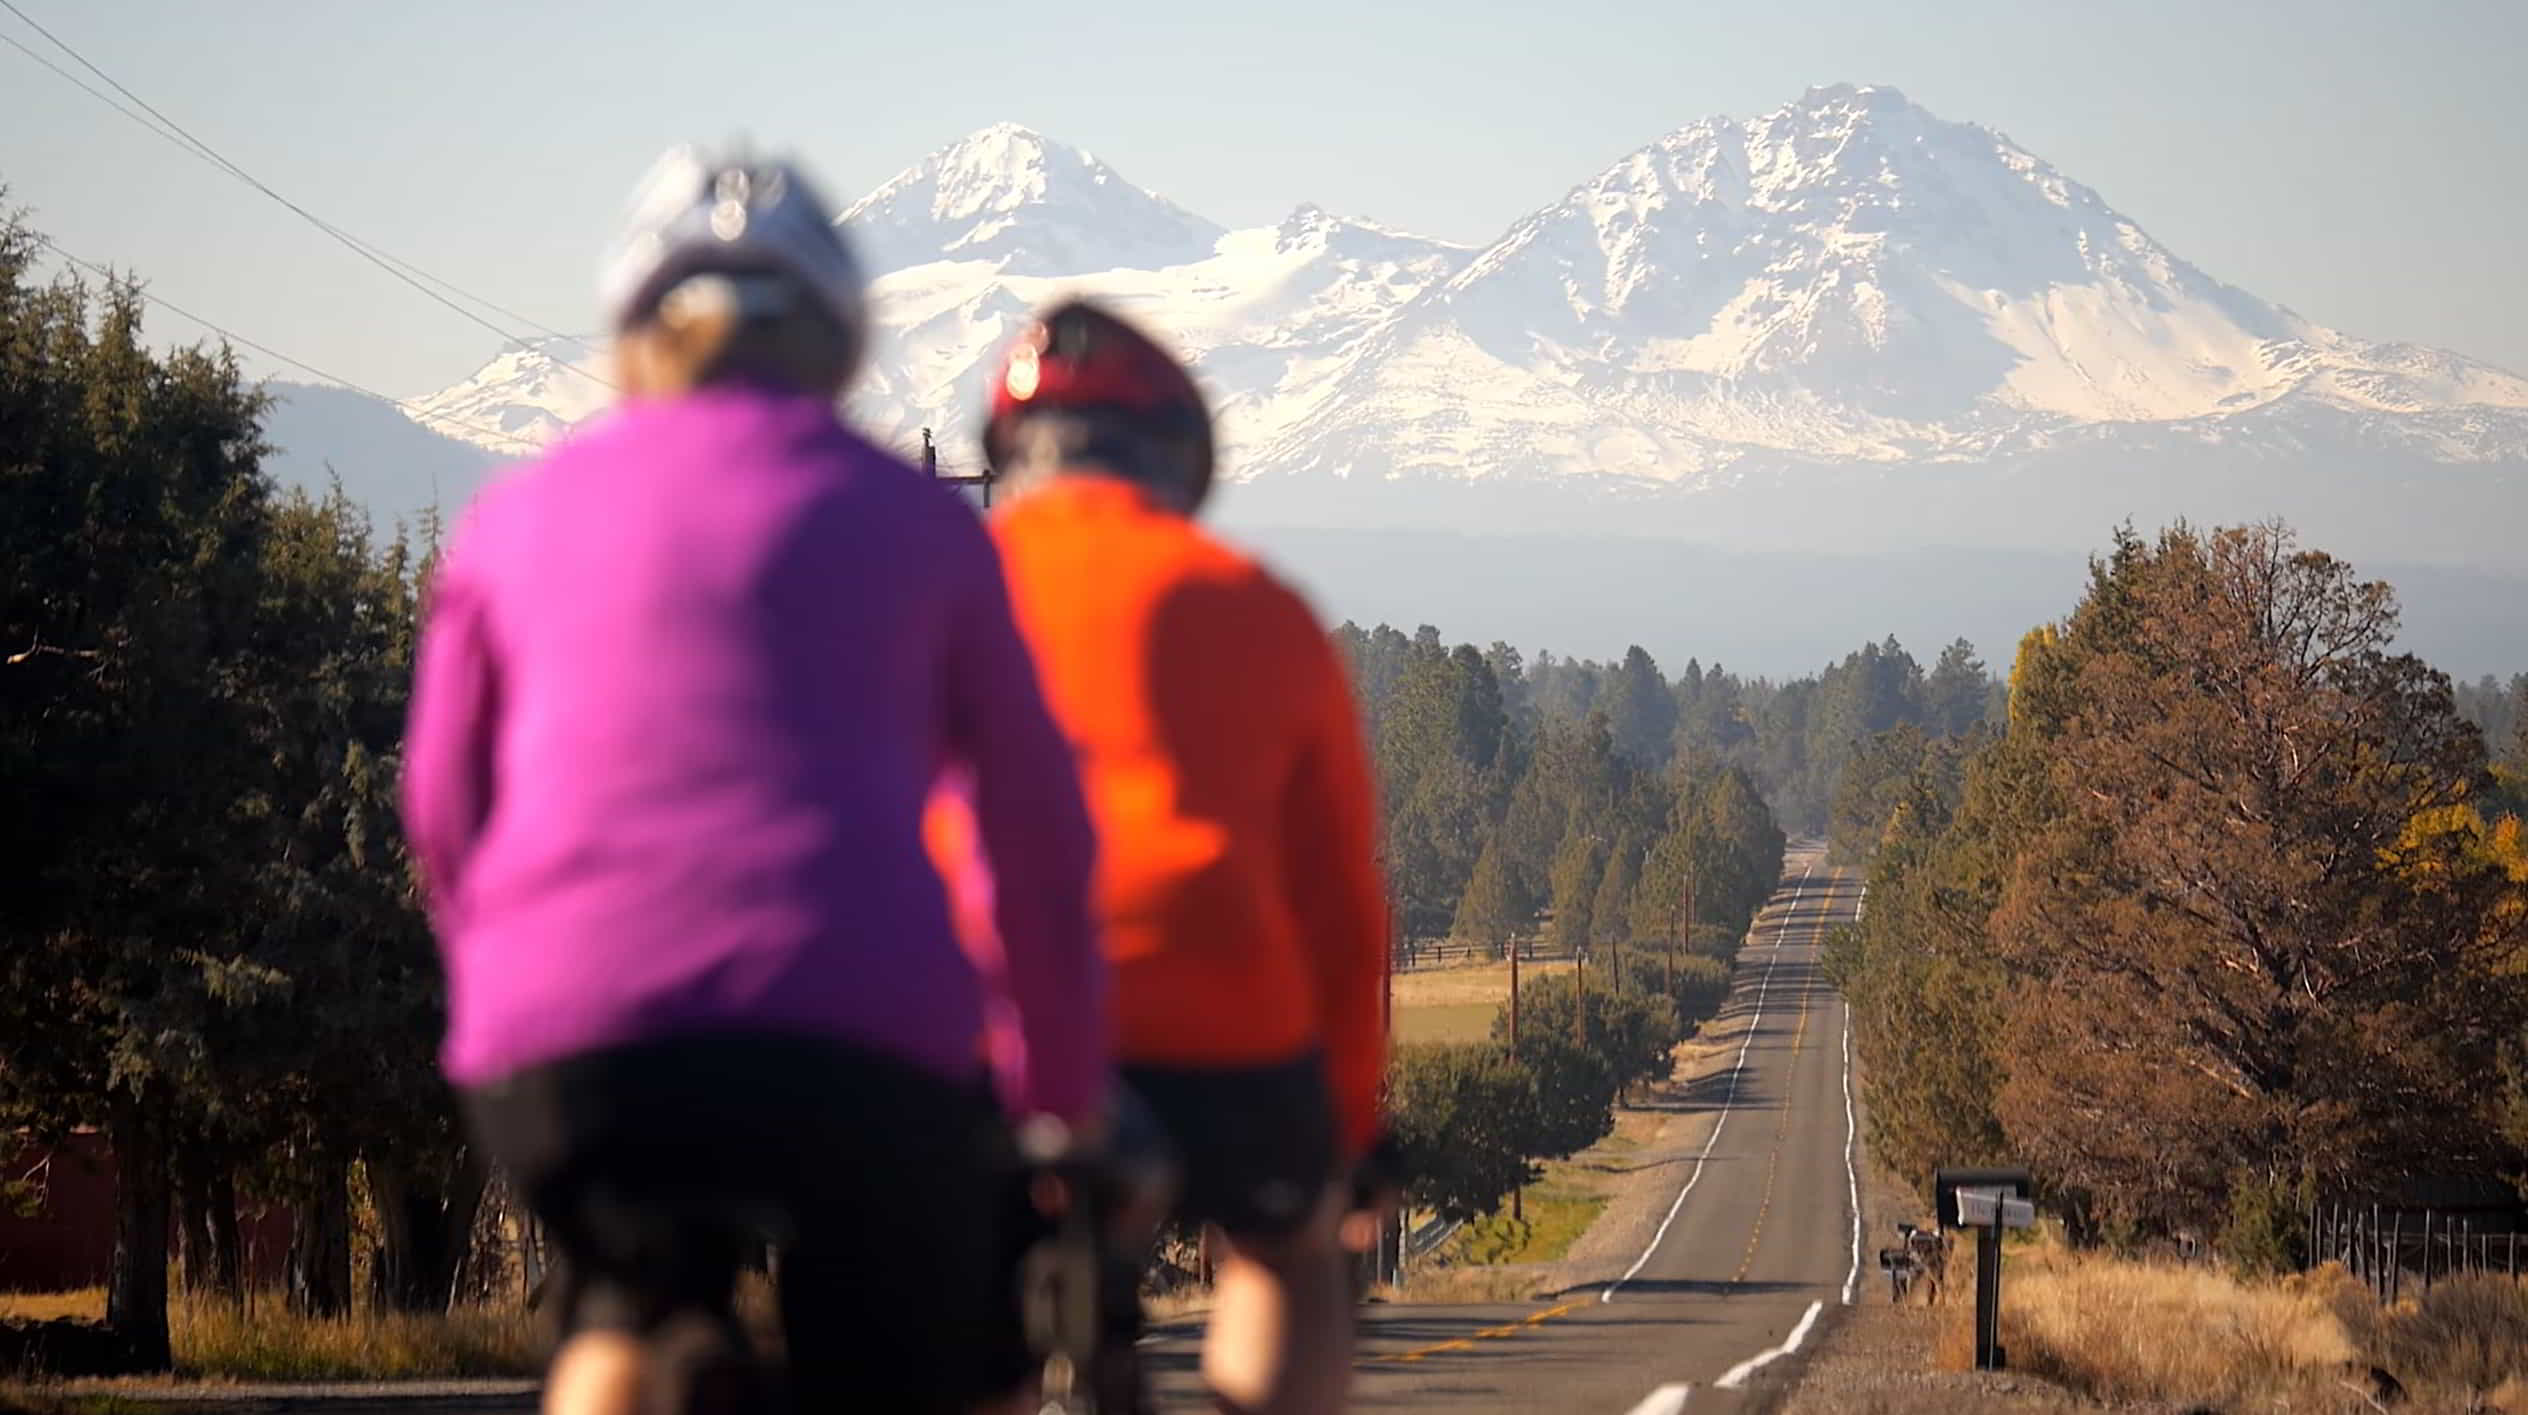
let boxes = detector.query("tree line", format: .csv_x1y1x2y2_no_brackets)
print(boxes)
1331,625,1792,1222
1825,523,2528,1270
1338,621,2004,948
2,220,467,1365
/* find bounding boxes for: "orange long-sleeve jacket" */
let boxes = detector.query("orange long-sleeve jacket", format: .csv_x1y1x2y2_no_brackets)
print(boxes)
988,477,1389,1155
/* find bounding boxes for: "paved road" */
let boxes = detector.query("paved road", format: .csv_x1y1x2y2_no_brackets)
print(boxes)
1152,850,1869,1413
100,855,1864,1415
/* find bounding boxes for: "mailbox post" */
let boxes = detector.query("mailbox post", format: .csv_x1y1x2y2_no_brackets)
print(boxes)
1936,1167,2035,1372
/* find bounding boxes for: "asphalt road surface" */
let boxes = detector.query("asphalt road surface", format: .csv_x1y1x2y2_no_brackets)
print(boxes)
1151,850,1870,1413
98,855,1865,1415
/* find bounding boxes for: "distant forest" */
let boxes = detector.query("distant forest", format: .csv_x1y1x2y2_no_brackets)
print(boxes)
1333,624,2005,945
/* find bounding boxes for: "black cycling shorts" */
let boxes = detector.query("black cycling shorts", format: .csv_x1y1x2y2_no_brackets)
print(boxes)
463,1032,1025,1414
1124,1051,1338,1238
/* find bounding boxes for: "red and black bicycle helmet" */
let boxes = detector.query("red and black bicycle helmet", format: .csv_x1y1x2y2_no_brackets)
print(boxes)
981,300,1215,506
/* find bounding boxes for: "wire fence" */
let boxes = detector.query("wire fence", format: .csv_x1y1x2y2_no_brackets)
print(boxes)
2310,1200,2526,1303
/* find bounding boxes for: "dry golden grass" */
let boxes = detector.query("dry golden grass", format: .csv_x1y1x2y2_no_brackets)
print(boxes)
1987,1242,2355,1404
0,1292,101,1324
166,1291,538,1380
1388,957,1573,1010
1917,1234,2528,1411
1391,1002,1498,1045
0,1288,536,1381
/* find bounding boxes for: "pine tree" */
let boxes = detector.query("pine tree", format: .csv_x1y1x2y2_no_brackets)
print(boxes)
1591,828,1642,954
1606,645,1677,767
1548,829,1605,958
1,224,274,1364
1452,838,1528,954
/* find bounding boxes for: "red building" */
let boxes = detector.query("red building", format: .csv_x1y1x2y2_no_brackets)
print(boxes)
3,1133,289,1292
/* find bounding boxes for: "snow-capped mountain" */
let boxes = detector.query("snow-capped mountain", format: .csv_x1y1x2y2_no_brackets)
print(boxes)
1252,84,2528,490
408,334,611,452
838,122,1223,278
406,89,2528,561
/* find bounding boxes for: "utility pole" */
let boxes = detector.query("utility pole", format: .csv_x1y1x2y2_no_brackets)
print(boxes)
1683,867,1696,969
1574,934,1587,1046
1508,935,1521,1057
1508,936,1523,1224
923,426,999,509
1382,889,1401,1287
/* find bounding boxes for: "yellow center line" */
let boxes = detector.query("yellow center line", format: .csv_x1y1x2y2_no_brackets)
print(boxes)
1372,868,1849,1365
1730,924,1814,1285
1370,1299,1588,1363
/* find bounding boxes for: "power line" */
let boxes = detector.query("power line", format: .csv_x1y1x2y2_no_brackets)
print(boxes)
30,232,550,458
0,0,614,389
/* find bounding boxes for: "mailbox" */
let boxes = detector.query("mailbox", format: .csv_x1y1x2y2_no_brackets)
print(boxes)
1934,1167,2033,1230
1955,1189,2034,1229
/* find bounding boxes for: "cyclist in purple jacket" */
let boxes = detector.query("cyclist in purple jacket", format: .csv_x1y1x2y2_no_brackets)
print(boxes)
402,147,1105,1415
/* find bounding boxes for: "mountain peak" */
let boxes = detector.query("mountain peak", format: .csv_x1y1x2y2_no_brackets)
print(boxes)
929,122,1066,182
839,123,1223,276
1795,81,1918,112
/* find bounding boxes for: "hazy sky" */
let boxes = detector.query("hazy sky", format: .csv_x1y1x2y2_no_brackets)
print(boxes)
5,0,2522,397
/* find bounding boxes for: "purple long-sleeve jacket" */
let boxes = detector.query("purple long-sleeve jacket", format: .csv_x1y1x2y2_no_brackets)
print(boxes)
401,383,1105,1121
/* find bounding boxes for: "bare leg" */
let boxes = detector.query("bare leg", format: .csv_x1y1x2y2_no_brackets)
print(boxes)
1201,1188,1352,1415
544,1331,645,1415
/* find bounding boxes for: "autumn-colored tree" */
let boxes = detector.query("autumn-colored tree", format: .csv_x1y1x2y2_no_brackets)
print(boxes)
1991,525,2528,1230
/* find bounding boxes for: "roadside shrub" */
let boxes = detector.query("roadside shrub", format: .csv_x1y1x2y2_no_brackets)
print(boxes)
2217,1170,2308,1279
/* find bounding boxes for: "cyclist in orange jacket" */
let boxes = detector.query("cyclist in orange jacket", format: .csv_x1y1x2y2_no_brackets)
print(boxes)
976,300,1391,1414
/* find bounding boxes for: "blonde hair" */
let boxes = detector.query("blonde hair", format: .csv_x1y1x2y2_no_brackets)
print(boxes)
614,273,857,400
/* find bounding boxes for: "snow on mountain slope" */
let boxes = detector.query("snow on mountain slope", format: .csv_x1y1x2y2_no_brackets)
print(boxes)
839,122,1222,278
413,129,1467,468
407,335,611,452
847,198,1469,462
1263,83,2528,486
407,94,2528,509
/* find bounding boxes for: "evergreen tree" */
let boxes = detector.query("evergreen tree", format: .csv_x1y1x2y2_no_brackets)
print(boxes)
1451,838,1528,953
1925,638,1993,737
1388,1044,1541,1222
2,226,276,1363
1547,828,1606,957
1489,977,1618,1156
1606,645,1678,767
1591,828,1642,952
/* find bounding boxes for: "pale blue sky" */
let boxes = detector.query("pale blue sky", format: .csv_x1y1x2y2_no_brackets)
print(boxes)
4,0,2522,397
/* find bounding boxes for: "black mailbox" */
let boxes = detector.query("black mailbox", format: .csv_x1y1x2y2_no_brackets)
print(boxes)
1934,1167,2033,1230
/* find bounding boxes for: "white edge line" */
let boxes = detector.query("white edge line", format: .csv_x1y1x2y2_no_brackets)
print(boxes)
1840,990,1863,1305
1619,1382,1693,1415
1601,862,1812,1303
1713,1299,1826,1390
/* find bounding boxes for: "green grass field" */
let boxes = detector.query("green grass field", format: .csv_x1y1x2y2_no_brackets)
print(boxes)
1461,1187,1608,1265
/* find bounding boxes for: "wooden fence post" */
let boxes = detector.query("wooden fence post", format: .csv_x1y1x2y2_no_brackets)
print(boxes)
2373,1205,2385,1302
2390,1211,2403,1304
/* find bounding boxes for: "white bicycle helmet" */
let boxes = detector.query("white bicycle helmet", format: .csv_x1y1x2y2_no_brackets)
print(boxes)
598,146,867,373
